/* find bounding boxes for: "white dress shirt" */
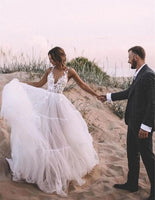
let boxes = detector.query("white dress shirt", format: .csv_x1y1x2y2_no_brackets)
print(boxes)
106,64,152,132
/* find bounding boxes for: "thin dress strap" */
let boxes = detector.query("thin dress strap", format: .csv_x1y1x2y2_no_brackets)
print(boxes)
65,67,70,73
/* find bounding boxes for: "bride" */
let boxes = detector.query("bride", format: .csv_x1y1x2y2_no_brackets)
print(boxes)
1,47,99,196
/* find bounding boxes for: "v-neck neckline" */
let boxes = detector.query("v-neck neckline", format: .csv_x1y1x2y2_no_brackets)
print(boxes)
49,67,67,85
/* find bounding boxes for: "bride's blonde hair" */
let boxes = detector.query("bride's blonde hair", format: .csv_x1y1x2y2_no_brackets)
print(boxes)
48,47,66,66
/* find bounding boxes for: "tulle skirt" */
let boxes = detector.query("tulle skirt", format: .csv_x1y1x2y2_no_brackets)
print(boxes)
1,79,99,196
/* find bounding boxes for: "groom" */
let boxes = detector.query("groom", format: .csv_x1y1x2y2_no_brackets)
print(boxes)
100,46,155,200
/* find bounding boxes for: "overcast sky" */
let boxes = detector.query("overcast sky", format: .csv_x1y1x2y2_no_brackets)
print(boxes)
0,0,155,76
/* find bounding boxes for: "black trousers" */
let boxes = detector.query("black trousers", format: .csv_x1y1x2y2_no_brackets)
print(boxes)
127,126,155,195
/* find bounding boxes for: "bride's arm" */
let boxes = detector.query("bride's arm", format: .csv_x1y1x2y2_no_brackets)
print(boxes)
22,68,51,87
68,68,99,97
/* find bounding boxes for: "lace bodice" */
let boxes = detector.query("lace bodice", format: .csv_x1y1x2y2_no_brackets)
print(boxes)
47,67,69,93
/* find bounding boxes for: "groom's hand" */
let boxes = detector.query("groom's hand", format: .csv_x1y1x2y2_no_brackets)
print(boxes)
138,129,149,139
97,95,107,103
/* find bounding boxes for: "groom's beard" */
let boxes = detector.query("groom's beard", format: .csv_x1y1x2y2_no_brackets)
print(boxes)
131,59,137,69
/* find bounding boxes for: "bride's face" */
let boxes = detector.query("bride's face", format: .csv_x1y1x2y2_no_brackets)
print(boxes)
48,54,57,66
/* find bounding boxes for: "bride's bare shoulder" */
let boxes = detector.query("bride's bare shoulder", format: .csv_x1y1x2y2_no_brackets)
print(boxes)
67,67,78,80
67,67,76,74
46,67,52,74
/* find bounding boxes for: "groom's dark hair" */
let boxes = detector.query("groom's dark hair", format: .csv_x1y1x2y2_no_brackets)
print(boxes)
128,46,146,60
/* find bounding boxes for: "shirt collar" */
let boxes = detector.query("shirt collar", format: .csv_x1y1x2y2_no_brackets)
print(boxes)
134,64,145,78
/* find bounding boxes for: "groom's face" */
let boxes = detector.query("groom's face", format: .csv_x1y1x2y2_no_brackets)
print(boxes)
128,51,137,69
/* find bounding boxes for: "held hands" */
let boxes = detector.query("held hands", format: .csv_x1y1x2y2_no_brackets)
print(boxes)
97,95,107,103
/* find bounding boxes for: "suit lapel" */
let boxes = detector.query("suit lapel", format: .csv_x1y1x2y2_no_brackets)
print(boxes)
128,65,148,98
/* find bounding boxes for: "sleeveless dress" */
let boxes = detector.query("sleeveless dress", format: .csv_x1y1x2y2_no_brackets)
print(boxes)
0,67,99,196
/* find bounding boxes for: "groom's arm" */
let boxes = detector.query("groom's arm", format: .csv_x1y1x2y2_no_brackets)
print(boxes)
98,87,130,103
138,72,154,138
108,87,130,102
141,72,155,129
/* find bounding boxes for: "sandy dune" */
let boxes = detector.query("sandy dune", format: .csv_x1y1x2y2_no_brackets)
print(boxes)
0,72,154,200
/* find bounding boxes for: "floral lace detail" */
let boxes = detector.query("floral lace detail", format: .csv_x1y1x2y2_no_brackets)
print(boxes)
47,67,69,93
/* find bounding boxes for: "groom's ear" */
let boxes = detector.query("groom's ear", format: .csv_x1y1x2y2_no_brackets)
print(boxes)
133,54,138,60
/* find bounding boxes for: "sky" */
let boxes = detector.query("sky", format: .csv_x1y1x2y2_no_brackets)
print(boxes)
0,0,155,76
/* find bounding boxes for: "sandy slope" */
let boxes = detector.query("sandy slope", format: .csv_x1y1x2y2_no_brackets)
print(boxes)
0,72,154,200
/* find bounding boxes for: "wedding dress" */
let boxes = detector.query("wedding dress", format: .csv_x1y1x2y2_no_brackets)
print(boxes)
0,67,99,196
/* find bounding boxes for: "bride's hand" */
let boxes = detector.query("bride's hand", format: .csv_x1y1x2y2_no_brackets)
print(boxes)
97,95,107,102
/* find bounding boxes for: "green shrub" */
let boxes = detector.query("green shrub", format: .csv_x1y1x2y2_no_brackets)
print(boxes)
67,57,110,86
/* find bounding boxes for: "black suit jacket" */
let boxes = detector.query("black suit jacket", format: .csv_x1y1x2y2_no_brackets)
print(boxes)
111,65,155,132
